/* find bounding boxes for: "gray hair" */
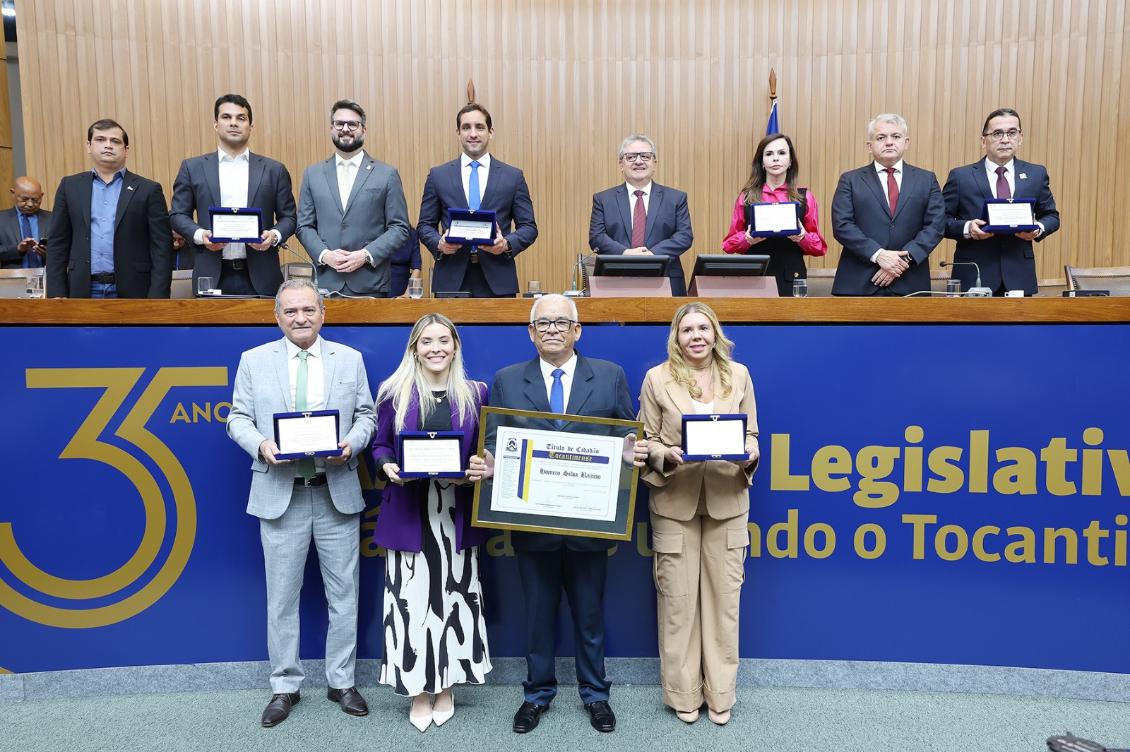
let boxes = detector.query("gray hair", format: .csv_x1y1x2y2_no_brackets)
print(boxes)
529,293,579,323
867,113,909,140
274,278,324,315
618,134,657,160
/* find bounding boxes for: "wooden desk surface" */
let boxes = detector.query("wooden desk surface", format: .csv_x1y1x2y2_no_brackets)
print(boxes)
2,296,1130,325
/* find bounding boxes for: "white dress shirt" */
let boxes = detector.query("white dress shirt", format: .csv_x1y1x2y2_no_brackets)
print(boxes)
218,148,250,260
870,160,905,263
285,336,327,470
625,181,653,233
539,352,578,411
461,152,491,204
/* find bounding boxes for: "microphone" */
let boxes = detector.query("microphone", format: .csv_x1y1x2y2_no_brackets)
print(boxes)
939,260,992,297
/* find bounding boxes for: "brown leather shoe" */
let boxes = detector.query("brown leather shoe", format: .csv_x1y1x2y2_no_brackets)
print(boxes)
261,692,300,727
327,686,369,717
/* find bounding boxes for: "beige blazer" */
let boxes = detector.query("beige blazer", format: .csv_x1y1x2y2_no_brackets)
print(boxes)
638,361,760,521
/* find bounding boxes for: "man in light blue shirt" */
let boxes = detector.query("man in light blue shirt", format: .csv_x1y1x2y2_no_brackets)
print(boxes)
47,118,173,298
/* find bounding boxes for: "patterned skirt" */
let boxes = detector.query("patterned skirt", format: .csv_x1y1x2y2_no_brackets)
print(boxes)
378,481,492,696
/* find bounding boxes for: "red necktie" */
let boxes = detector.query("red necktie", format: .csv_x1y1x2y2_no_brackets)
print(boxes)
995,165,1011,199
884,167,899,215
630,189,646,248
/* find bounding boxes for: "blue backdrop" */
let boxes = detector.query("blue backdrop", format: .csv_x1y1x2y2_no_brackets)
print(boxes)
1,322,1127,675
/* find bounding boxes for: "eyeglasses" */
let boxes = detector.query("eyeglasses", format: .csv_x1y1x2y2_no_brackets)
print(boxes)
531,318,577,333
621,152,655,163
331,120,363,132
984,128,1021,141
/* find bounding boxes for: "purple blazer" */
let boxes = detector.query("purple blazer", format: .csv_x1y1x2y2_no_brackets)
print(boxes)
370,381,490,553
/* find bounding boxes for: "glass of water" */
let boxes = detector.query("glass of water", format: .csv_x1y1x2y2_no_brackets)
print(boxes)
197,276,214,297
792,278,808,298
528,280,541,296
946,279,962,297
406,279,424,299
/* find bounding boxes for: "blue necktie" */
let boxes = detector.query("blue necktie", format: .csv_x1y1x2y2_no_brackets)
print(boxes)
550,368,565,428
19,214,41,269
468,161,482,210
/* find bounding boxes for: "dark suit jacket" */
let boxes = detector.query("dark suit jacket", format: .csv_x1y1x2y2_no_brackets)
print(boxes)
942,159,1060,295
0,208,51,269
296,152,411,295
46,171,172,298
389,228,422,297
489,353,636,553
588,183,693,296
169,151,297,296
831,163,945,296
417,156,538,296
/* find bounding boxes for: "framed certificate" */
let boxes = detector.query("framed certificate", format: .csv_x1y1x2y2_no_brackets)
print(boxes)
209,206,264,243
744,201,800,238
273,409,342,460
472,406,642,540
398,430,466,479
681,413,748,461
982,199,1038,233
446,208,498,246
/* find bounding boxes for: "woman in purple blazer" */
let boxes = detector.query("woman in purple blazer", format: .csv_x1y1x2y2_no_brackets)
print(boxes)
370,313,491,731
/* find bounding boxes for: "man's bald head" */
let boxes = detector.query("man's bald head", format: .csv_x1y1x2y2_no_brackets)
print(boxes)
11,177,43,216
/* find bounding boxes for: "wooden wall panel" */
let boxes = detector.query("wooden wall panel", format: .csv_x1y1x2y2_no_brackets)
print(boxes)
15,0,1130,291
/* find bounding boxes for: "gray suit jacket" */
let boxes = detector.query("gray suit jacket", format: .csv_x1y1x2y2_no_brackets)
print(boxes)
296,152,411,295
227,336,376,519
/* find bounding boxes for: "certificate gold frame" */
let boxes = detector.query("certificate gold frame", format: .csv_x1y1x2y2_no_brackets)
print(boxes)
471,406,642,541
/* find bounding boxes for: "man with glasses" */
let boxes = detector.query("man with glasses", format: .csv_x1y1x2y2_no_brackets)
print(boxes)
589,135,694,295
942,108,1060,296
227,279,376,727
171,94,297,296
0,176,50,269
470,294,647,735
831,113,945,296
296,100,410,297
417,103,538,297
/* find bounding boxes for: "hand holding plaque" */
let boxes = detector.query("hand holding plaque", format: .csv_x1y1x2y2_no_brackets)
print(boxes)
273,409,342,460
681,413,748,461
745,202,801,238
982,199,1038,234
398,431,466,479
209,206,265,244
447,208,498,246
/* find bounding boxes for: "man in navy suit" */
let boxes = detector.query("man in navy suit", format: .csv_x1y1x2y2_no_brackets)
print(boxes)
171,94,297,296
943,108,1060,296
470,294,647,735
831,113,945,296
47,119,173,298
416,103,538,297
588,135,693,296
0,177,50,269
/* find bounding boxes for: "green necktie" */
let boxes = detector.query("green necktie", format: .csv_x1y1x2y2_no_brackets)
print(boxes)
295,350,316,480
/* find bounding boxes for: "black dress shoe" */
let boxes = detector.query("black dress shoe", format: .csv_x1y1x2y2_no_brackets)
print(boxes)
261,692,300,727
585,700,616,732
512,700,549,733
327,686,369,717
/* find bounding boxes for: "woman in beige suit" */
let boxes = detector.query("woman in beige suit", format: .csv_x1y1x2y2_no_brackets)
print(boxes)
638,301,759,726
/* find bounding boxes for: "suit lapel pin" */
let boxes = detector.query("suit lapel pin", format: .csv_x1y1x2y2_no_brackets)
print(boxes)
366,164,372,171
1019,173,1027,180
127,185,134,191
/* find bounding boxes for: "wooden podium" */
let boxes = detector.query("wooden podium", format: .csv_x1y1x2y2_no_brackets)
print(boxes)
688,276,778,297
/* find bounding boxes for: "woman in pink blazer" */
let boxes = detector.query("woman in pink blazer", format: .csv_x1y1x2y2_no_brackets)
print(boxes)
638,302,759,725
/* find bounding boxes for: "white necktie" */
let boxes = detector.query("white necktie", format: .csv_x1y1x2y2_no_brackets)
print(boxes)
338,161,355,209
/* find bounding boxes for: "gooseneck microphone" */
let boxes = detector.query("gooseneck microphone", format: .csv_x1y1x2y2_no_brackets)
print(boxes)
939,260,993,297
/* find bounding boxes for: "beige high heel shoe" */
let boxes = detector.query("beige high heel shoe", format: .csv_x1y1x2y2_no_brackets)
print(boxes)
432,687,455,726
409,692,434,732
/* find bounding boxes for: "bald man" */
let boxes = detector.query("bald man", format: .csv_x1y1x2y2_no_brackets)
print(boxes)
0,176,50,269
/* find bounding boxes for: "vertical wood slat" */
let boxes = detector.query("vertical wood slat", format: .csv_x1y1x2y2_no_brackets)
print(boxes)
16,0,1129,292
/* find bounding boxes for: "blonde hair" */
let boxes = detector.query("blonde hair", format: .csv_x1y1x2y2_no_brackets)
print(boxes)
375,313,481,432
665,302,735,400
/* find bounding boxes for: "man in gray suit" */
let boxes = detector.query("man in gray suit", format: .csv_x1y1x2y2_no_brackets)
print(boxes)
297,99,411,297
227,278,376,727
0,176,50,269
831,113,945,296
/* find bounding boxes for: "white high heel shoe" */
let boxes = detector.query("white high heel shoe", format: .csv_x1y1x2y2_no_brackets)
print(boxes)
409,693,434,732
432,688,455,726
